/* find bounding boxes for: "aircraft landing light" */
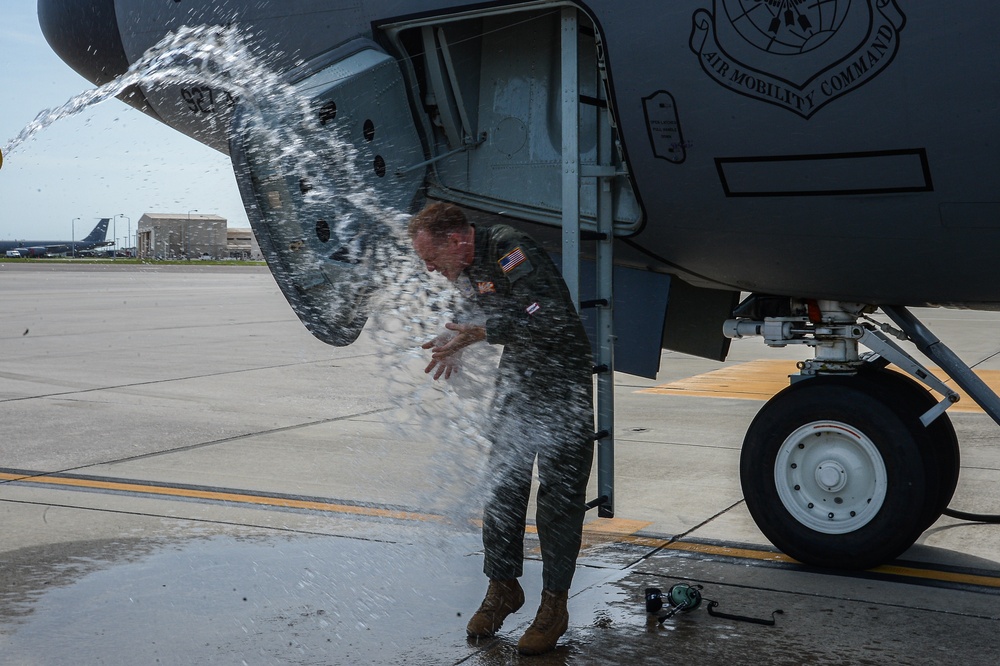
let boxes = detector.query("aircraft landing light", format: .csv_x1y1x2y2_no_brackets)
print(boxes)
639,359,999,413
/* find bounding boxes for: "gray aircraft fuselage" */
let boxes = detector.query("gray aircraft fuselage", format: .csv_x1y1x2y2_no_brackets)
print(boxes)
38,1,998,308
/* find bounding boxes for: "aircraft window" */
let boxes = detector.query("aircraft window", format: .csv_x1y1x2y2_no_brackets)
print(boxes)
318,100,337,125
374,156,386,178
363,119,376,142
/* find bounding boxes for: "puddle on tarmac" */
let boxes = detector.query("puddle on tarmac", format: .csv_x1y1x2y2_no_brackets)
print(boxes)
0,537,165,628
0,531,497,665
4,527,958,665
0,528,660,665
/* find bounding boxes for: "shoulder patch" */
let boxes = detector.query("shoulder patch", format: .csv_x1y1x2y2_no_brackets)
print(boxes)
497,246,534,283
499,247,527,273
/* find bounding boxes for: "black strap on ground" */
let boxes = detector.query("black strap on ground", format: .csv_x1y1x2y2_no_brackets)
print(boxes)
943,508,1000,523
705,600,783,626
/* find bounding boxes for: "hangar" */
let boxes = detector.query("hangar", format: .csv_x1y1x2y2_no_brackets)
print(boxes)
136,213,261,260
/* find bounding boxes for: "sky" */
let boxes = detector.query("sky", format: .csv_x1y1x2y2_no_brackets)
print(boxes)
0,1,250,246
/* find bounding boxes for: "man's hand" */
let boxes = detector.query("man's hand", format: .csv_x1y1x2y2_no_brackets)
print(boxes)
421,322,486,380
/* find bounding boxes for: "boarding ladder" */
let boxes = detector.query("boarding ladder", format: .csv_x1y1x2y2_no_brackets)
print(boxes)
560,8,615,518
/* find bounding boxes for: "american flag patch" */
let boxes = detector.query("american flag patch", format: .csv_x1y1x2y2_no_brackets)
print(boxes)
498,247,527,273
526,302,541,315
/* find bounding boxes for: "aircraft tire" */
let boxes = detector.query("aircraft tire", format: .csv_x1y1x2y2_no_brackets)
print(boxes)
740,375,931,570
856,365,960,531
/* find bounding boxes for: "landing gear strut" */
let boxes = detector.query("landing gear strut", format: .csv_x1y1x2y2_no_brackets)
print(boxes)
727,300,965,569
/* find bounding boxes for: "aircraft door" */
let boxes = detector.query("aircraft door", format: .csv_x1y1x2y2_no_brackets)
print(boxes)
385,7,642,234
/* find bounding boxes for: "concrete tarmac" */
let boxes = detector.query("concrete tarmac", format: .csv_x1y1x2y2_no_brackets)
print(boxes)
1,262,999,665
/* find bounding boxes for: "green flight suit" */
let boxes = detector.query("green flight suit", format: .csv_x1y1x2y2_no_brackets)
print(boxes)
462,223,594,592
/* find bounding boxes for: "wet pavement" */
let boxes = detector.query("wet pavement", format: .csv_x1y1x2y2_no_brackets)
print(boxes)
1,263,999,665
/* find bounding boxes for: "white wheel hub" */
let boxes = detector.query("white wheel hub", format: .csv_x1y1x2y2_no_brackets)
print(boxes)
815,460,847,492
774,421,888,534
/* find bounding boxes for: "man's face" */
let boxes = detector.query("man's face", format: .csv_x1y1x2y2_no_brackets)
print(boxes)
412,228,470,282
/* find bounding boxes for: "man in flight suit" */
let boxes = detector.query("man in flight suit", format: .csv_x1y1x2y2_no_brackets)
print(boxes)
408,202,594,656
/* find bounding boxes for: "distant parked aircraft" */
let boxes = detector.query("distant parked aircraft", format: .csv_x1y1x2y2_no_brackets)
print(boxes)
0,218,111,257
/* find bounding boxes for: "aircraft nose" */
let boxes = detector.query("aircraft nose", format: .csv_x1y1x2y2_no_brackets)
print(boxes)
38,0,130,86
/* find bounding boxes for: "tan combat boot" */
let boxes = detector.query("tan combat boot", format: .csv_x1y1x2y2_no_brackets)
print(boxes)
517,589,569,655
466,578,525,637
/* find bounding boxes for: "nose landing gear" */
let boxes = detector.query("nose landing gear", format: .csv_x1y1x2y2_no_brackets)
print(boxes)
740,372,955,569
728,300,963,569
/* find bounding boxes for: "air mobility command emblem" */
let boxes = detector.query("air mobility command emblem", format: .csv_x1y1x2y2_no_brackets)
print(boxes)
690,0,906,118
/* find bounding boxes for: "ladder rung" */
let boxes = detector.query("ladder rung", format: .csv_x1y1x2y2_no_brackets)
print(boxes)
579,94,608,108
581,298,608,309
585,495,610,510
590,429,611,441
580,230,609,241
592,364,609,374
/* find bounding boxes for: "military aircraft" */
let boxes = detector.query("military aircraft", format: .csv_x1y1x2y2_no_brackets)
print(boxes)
0,217,112,257
35,0,1000,570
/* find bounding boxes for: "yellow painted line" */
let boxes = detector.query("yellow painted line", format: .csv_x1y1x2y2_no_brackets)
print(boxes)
585,517,654,536
0,472,650,542
658,539,796,563
525,518,653,551
580,518,651,549
871,564,1000,589
528,518,655,555
603,535,797,563
622,537,1000,589
0,471,444,523
6,471,1000,590
638,359,801,401
638,359,998,413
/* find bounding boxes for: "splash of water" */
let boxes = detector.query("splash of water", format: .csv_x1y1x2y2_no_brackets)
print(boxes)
5,26,240,154
4,24,495,528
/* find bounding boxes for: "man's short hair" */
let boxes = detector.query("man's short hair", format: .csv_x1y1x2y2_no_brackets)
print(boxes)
408,202,470,240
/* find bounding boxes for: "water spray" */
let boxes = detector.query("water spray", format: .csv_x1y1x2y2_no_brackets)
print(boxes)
0,21,515,533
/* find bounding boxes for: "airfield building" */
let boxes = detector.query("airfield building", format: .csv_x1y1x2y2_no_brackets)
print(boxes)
136,213,228,259
136,213,262,260
226,228,263,260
